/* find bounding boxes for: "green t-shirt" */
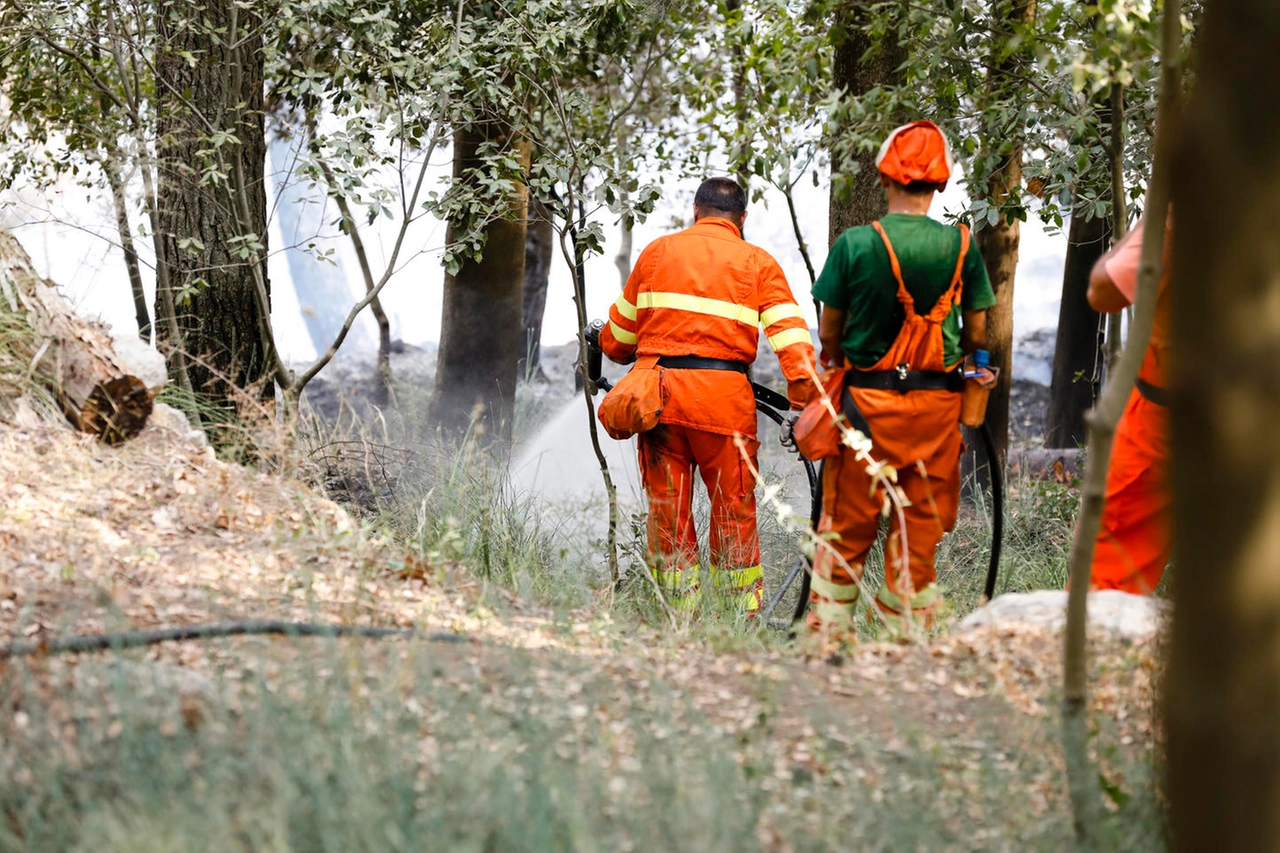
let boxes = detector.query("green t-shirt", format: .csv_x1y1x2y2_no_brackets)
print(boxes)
812,214,996,368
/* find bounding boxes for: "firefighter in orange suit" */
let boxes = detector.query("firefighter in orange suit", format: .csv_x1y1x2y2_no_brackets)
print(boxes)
808,122,995,635
598,178,817,615
1085,215,1173,593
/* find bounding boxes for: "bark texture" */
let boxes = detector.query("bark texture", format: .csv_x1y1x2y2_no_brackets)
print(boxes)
0,230,153,442
1044,211,1107,447
155,0,271,410
518,199,553,380
1167,1,1280,847
975,0,1037,470
827,3,906,244
431,127,531,444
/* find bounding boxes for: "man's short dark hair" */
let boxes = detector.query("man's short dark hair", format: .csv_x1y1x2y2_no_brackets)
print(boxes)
902,179,947,196
694,177,747,213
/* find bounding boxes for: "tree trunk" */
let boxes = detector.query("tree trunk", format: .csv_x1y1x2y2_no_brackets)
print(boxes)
103,151,151,342
974,0,1037,471
0,230,153,442
1044,211,1107,447
517,199,553,381
155,0,271,415
431,126,531,445
827,4,906,243
1167,0,1280,848
725,0,752,194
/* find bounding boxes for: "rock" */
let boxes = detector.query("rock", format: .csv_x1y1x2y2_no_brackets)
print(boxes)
145,402,208,449
957,589,1168,640
108,329,169,391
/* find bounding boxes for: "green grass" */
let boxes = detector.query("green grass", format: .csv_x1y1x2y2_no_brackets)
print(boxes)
0,638,1166,853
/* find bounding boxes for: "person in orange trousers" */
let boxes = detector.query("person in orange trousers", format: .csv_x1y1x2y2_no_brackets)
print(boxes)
1085,215,1173,593
808,122,995,636
598,178,816,615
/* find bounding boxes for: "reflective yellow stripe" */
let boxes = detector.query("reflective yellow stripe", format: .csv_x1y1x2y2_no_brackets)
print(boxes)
768,328,812,351
809,573,861,603
812,601,856,626
609,320,637,345
636,291,759,326
614,295,637,321
671,588,702,612
760,303,804,328
710,564,763,590
656,564,700,593
876,581,944,612
738,586,763,613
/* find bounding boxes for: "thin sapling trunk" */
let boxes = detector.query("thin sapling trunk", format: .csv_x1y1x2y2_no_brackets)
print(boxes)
1060,0,1179,842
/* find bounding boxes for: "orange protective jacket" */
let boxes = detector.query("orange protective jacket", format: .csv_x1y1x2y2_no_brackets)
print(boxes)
599,217,816,438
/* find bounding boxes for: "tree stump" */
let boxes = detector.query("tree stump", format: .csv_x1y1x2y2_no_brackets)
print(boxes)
0,229,153,443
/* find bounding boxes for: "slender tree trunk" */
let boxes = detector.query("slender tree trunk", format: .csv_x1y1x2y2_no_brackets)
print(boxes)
1044,211,1108,447
1102,83,1129,384
518,199,553,380
1060,0,1179,841
827,4,906,243
725,0,752,194
102,151,151,342
431,126,531,445
1167,1,1280,847
974,0,1037,470
155,0,271,414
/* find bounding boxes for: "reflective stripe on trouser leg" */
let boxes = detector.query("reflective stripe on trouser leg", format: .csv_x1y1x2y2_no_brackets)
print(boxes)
657,564,701,611
710,564,764,613
808,572,861,628
806,448,880,632
875,581,946,631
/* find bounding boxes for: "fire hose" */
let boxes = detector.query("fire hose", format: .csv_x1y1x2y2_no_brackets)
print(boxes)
583,323,1002,628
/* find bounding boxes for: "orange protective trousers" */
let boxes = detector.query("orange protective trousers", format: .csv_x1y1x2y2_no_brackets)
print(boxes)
1090,388,1171,593
810,390,963,612
638,424,762,609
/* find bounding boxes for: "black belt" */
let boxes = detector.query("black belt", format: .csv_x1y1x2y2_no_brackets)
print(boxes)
845,366,964,393
657,356,749,374
1136,378,1170,407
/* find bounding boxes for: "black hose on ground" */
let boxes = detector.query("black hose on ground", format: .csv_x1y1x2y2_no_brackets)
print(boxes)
978,422,1004,601
0,620,470,660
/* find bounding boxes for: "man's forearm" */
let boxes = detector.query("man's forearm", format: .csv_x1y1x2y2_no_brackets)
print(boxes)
960,309,988,353
818,305,846,365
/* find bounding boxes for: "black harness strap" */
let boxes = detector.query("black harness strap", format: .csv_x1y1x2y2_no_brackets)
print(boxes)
844,365,965,394
1135,378,1170,407
657,355,749,374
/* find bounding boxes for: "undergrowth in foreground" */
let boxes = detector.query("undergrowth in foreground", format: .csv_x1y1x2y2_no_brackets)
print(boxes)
0,640,1165,852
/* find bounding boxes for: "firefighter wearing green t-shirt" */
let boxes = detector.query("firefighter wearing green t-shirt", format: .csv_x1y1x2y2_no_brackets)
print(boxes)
807,121,996,637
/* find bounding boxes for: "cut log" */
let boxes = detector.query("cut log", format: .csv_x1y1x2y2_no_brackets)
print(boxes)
0,229,153,443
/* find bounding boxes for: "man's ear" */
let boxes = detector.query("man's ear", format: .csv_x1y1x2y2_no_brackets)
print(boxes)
692,203,703,222
738,209,749,228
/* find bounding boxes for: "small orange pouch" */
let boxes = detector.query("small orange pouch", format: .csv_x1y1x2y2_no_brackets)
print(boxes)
792,366,849,460
959,366,999,428
597,356,665,440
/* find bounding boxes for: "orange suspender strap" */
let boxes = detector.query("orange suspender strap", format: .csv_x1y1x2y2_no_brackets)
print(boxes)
934,224,971,321
870,221,972,322
870,221,914,314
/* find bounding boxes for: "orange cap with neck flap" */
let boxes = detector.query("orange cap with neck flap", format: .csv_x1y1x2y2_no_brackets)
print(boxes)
875,121,954,185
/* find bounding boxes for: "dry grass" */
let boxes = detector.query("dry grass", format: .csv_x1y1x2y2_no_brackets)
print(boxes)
0,393,1166,850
